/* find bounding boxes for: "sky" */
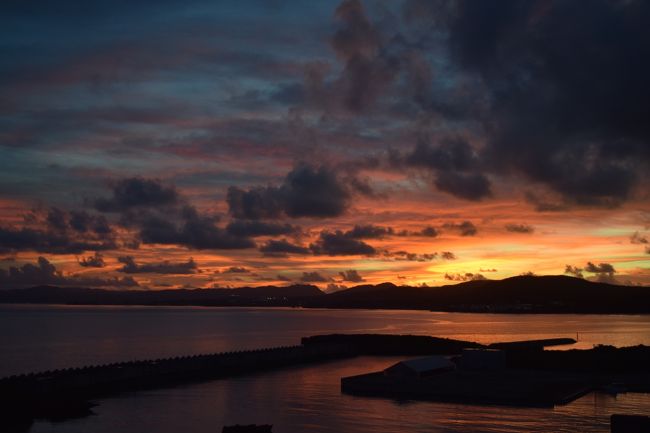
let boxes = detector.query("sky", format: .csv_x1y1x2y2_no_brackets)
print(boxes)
1,0,649,291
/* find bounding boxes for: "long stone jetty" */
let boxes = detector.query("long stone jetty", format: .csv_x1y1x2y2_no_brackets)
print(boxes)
0,344,350,429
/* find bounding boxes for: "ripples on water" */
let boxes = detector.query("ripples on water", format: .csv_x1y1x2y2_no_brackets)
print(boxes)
2,305,650,432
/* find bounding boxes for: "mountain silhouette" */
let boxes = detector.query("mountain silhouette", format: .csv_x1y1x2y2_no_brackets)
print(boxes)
0,276,648,313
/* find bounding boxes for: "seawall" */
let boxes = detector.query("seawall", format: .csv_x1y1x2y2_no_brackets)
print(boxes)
0,334,567,428
0,340,357,428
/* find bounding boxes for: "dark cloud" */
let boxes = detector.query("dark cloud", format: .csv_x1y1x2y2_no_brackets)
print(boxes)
46,207,68,231
78,252,106,268
567,262,619,283
524,192,569,212
326,283,347,292
397,138,492,201
585,261,617,283
479,268,497,273
138,206,254,250
123,238,141,250
434,171,491,201
259,239,311,256
69,211,112,235
346,224,393,239
43,208,114,236
94,177,179,212
294,165,343,215
300,271,329,283
330,0,400,112
221,266,249,274
281,164,362,217
306,224,440,257
0,226,117,254
401,0,456,28
226,186,284,220
631,232,648,244
443,221,477,236
444,0,650,207
419,226,439,237
505,223,534,234
405,137,479,172
226,220,298,237
444,272,486,282
0,257,138,289
386,251,438,262
440,251,456,260
395,226,439,237
117,256,198,274
339,269,364,282
227,165,359,219
276,274,292,282
95,181,259,251
310,230,376,256
564,265,584,279
585,262,616,275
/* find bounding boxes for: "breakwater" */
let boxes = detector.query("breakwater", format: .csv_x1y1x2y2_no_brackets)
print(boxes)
0,340,359,429
0,334,571,429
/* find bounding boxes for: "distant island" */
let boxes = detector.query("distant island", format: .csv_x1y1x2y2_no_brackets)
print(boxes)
1,275,649,314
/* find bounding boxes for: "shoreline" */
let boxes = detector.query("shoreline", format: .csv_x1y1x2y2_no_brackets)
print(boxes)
2,301,650,315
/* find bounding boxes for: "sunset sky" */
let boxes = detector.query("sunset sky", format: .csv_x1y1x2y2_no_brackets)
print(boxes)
1,0,649,291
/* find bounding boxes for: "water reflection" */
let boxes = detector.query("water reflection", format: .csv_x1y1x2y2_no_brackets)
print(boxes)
1,305,650,376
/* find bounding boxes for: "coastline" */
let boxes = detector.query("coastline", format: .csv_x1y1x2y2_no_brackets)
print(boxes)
2,301,650,315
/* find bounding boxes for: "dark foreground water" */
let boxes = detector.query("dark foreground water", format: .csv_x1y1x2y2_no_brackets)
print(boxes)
2,305,650,432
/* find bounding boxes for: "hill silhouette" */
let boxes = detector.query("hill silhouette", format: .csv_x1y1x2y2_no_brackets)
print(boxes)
313,275,650,313
0,276,648,313
0,284,324,306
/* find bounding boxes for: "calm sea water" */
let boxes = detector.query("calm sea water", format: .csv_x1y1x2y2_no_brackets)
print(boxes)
2,305,650,432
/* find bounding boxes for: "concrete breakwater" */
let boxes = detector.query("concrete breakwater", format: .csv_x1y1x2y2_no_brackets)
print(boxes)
0,334,573,429
0,341,357,429
0,344,346,392
1,335,483,395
